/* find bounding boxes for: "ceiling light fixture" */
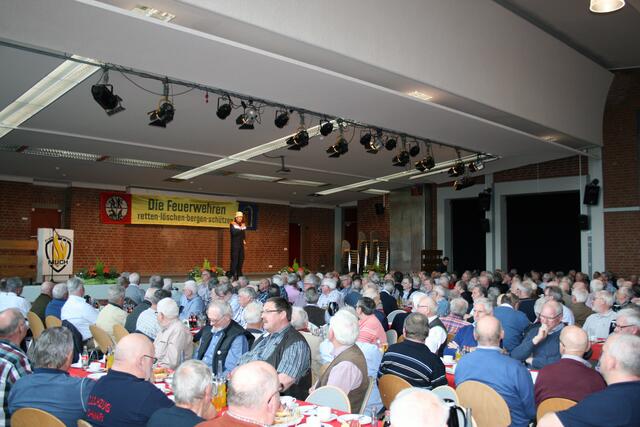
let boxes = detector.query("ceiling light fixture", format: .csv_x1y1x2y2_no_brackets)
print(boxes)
327,127,349,158
468,155,485,172
130,5,176,22
409,141,421,157
364,129,385,154
362,189,390,195
0,55,100,140
407,90,433,101
392,137,410,167
410,154,498,180
216,96,232,119
589,0,625,13
274,109,290,128
360,130,372,147
148,80,174,127
384,137,397,151
91,69,125,116
235,101,258,129
286,113,309,151
453,176,475,191
319,119,334,137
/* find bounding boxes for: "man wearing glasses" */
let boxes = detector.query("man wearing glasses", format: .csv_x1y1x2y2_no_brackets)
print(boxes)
612,308,640,336
84,333,173,426
511,300,564,369
238,297,311,400
583,290,617,341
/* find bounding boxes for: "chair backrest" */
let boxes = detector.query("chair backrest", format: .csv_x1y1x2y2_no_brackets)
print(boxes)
306,385,351,413
387,309,406,324
536,398,577,420
112,324,129,343
457,381,511,427
378,374,412,409
358,376,376,414
27,312,45,340
396,335,405,344
432,385,459,404
386,329,398,345
45,315,62,328
89,324,113,353
11,408,65,427
77,420,92,427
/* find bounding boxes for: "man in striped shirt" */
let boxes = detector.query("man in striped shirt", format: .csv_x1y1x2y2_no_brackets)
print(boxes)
377,313,446,391
440,297,471,335
0,308,31,426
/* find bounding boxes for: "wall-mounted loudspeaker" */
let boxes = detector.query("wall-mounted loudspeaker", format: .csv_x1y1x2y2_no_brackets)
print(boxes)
579,214,590,230
375,203,385,215
583,179,600,205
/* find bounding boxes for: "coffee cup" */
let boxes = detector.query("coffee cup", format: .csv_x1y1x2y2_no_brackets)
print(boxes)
306,416,321,427
317,406,331,421
443,355,454,364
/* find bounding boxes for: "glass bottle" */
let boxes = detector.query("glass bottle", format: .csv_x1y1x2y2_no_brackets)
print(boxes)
81,345,89,368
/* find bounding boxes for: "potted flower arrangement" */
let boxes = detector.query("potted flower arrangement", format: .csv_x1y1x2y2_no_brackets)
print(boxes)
76,259,119,285
278,259,309,275
188,259,225,281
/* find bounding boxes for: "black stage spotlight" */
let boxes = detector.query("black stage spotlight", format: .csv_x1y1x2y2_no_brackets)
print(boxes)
216,97,232,119
360,131,372,146
148,99,174,127
448,162,465,177
468,155,485,173
236,101,258,129
327,133,348,158
415,155,435,172
409,143,420,157
392,150,410,167
287,114,309,150
320,119,334,137
91,84,125,116
384,137,397,151
453,176,475,191
274,109,290,128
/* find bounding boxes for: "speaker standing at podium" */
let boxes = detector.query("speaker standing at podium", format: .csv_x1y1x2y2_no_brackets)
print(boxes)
230,211,246,279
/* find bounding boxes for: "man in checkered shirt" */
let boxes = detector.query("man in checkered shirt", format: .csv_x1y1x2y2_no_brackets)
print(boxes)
0,308,31,426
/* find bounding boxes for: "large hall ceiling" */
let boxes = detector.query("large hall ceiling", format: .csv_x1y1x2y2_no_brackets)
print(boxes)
0,0,638,207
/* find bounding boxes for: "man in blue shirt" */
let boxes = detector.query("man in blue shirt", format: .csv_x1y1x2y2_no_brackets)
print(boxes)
494,293,530,352
456,316,535,427
44,283,68,319
179,281,205,320
9,327,94,427
511,300,564,369
538,333,640,427
444,297,493,356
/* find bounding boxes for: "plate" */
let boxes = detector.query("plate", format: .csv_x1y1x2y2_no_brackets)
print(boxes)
297,423,332,427
280,396,296,406
337,414,372,425
317,413,337,422
299,406,317,415
87,372,107,380
273,415,303,426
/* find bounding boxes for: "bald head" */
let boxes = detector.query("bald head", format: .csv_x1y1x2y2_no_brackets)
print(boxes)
227,361,280,424
559,326,589,356
416,296,437,316
0,308,27,345
390,388,449,427
474,316,502,347
113,333,155,380
40,281,55,296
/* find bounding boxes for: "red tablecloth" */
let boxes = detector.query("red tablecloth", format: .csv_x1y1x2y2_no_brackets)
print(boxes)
68,367,90,378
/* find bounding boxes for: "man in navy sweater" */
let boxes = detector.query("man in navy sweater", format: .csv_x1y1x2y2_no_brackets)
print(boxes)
494,293,530,352
511,300,564,369
539,333,640,427
455,316,535,427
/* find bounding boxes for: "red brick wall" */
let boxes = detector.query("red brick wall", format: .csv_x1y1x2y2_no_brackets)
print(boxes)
602,69,640,276
0,182,336,277
493,156,588,183
357,196,390,243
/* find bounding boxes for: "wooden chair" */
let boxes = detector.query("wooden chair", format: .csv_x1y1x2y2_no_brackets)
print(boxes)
432,385,459,404
318,363,330,378
306,385,351,413
27,312,45,340
378,374,412,409
387,309,406,324
45,315,62,328
536,398,577,420
112,324,129,343
396,335,405,344
358,376,375,414
457,381,511,427
11,408,65,427
386,329,398,345
77,420,92,427
89,324,113,353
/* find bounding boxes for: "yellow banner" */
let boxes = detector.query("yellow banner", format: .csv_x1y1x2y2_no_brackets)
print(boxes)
131,195,237,228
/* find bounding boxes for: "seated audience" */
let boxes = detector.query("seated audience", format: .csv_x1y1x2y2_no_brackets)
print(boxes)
318,278,342,309
433,284,450,317
95,284,127,343
30,281,54,322
583,290,617,340
534,325,606,406
493,293,530,352
362,287,389,332
196,361,280,426
538,333,640,427
61,277,98,342
390,388,449,427
84,333,173,426
380,280,398,316
612,308,640,336
125,287,155,332
124,272,145,305
455,316,535,427
511,300,564,369
379,313,446,390
8,327,94,426
233,286,256,327
194,300,251,376
136,289,171,340
445,297,493,356
344,278,363,308
291,307,323,382
416,296,448,356
314,309,369,411
512,280,537,322
544,286,575,325
613,286,633,312
0,308,31,426
147,360,216,427
390,292,425,337
284,273,301,305
238,297,311,400
0,277,31,317
211,282,240,317
440,297,471,335
154,297,194,369
356,297,387,346
197,269,214,307
45,282,68,319
243,301,264,339
570,288,593,328
303,287,326,327
179,281,205,321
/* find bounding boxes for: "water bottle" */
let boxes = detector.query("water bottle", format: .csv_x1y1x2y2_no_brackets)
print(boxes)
81,345,89,368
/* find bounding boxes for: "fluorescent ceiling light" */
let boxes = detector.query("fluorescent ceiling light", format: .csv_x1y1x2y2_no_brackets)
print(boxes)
277,179,327,187
236,173,281,182
407,91,433,101
0,56,100,140
362,189,390,195
131,5,176,22
106,157,173,169
589,0,625,13
172,120,338,180
315,178,386,196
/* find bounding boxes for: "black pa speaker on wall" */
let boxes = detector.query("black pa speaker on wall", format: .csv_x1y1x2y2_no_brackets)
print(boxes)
374,203,385,215
579,214,590,230
583,179,600,205
481,218,490,233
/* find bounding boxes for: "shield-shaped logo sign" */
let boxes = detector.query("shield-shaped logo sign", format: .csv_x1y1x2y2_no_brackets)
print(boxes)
45,233,72,273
